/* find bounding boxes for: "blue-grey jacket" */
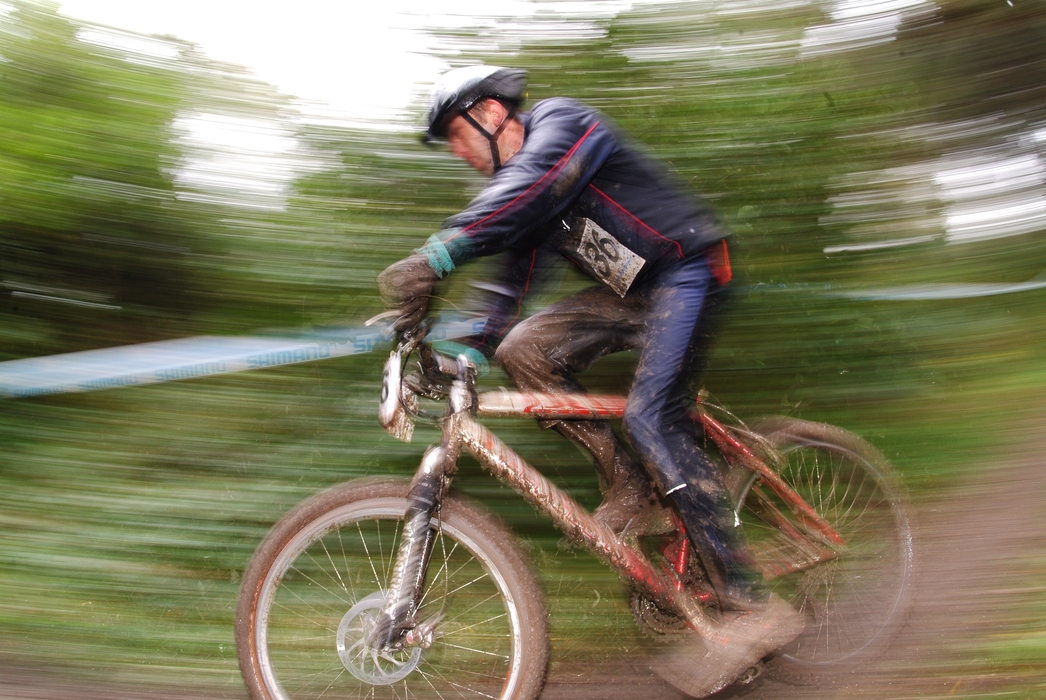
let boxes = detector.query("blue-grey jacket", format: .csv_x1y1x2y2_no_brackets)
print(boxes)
417,97,730,348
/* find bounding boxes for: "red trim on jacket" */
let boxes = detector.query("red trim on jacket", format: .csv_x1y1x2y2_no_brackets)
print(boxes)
444,122,602,244
589,184,686,259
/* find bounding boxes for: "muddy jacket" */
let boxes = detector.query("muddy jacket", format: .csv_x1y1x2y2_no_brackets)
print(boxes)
417,97,730,348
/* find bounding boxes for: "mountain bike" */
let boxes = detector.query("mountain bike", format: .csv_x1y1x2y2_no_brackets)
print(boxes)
235,327,915,699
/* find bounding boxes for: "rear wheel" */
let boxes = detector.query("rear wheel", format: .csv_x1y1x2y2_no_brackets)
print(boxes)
735,418,915,681
236,477,548,700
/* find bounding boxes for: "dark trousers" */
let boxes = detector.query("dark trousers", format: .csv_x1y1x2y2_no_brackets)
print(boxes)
496,254,749,595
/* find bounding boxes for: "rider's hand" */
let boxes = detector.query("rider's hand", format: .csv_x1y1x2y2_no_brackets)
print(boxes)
377,254,441,331
431,341,490,376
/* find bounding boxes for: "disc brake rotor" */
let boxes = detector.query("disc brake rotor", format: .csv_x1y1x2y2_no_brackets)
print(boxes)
336,592,423,685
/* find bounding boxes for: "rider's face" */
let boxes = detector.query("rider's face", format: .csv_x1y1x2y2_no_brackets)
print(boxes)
445,107,499,177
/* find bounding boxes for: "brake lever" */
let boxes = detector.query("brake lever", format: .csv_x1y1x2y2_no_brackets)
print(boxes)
364,310,401,327
363,312,432,355
418,342,458,380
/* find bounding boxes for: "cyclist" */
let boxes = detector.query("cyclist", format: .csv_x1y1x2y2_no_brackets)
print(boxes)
378,64,802,671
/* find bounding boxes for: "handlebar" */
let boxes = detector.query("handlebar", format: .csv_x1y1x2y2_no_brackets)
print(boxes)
381,324,482,443
397,322,477,386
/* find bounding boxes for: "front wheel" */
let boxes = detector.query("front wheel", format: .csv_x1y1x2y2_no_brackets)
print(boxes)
236,477,548,700
735,418,915,681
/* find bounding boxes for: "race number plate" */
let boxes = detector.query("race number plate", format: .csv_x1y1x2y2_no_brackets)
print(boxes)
556,218,646,297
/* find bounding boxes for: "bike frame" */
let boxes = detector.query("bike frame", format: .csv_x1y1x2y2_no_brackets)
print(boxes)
372,341,844,648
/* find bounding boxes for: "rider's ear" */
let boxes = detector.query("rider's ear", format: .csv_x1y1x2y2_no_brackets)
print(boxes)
472,99,505,129
491,102,506,128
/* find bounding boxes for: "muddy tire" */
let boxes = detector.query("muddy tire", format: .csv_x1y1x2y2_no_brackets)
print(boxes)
236,477,548,700
736,418,915,683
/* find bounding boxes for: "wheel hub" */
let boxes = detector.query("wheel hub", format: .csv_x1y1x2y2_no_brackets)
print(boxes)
336,592,422,685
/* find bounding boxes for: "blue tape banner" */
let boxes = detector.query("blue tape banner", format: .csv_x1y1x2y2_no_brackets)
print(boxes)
0,317,487,399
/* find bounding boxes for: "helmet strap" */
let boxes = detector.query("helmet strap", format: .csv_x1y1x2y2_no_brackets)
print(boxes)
460,103,518,173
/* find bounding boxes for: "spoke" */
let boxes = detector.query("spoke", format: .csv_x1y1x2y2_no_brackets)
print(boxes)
443,610,509,637
357,520,385,589
835,469,866,523
272,587,340,630
376,519,387,584
317,667,348,699
320,537,350,596
415,666,500,699
285,561,354,608
418,530,454,611
439,591,503,628
418,669,449,700
385,519,406,590
426,540,470,594
440,641,511,660
336,528,358,603
442,571,491,599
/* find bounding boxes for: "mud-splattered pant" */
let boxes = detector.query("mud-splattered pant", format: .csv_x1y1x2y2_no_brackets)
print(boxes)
495,254,752,596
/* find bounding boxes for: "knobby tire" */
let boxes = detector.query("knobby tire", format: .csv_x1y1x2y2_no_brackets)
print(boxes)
235,477,548,700
740,417,915,683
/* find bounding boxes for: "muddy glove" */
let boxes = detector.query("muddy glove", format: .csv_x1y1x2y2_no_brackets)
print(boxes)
377,254,441,331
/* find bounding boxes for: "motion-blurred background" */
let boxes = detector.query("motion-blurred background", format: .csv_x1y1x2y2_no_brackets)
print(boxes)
1,0,1044,696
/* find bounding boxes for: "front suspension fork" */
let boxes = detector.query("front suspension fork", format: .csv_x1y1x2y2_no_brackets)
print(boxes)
370,355,477,651
368,392,467,652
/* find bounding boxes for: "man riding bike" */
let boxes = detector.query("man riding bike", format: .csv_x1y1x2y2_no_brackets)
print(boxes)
378,64,802,675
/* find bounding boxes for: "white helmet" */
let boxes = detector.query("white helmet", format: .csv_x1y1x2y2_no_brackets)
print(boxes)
423,65,527,171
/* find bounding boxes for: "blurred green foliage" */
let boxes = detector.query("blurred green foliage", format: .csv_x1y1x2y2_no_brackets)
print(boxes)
0,2,215,352
2,0,1046,693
